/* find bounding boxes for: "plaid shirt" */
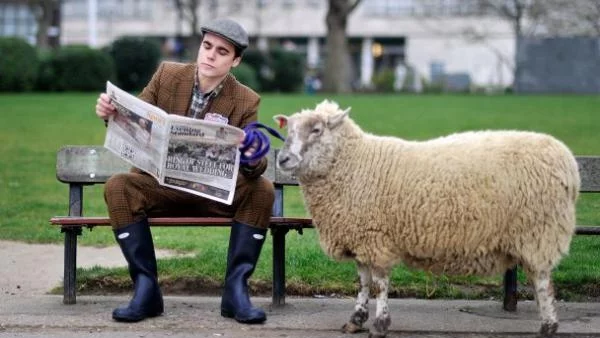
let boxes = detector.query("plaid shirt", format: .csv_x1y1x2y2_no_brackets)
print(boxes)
189,74,224,119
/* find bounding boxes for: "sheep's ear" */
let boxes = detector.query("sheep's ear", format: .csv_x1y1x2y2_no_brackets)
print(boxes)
327,107,350,129
273,115,288,129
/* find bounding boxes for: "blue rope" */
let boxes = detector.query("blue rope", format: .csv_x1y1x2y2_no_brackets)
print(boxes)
240,122,285,165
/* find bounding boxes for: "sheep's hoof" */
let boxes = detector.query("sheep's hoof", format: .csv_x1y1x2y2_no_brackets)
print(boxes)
369,316,391,338
341,321,363,334
367,330,387,338
539,322,558,337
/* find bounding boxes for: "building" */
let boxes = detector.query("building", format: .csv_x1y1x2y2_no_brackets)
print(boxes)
1,0,516,89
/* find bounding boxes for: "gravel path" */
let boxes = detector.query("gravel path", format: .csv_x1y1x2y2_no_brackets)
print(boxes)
0,240,182,296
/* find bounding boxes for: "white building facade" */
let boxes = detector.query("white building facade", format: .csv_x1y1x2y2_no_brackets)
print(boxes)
2,0,516,88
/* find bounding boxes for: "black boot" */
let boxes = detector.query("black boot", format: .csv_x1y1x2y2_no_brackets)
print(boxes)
221,222,267,324
112,219,164,322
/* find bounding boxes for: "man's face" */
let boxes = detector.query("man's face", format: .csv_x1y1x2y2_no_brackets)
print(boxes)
196,32,241,79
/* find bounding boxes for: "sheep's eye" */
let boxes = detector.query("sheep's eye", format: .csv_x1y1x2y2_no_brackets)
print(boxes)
311,126,322,134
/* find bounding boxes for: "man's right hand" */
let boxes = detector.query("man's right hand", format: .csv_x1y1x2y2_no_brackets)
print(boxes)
96,93,117,121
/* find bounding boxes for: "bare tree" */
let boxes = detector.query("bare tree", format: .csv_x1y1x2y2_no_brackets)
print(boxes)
474,0,550,89
323,0,362,93
173,0,202,38
172,0,242,59
540,0,600,36
26,0,61,49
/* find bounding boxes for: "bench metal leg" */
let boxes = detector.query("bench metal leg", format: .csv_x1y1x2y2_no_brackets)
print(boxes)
62,227,81,304
63,184,84,304
271,227,288,307
270,184,287,307
503,266,518,312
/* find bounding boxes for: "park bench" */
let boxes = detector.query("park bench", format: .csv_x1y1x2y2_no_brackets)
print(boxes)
51,145,600,311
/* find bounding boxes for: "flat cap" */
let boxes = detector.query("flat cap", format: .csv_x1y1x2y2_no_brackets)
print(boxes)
200,18,249,50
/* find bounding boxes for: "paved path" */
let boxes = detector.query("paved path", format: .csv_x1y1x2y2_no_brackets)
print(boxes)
1,295,600,337
1,240,600,337
0,240,183,296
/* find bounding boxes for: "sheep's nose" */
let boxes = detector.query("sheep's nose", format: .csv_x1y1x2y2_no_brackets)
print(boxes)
278,156,290,166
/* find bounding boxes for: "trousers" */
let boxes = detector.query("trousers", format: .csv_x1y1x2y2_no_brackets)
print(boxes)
104,168,275,229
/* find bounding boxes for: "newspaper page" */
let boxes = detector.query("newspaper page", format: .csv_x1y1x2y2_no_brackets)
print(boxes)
103,81,245,205
104,81,169,180
163,115,244,205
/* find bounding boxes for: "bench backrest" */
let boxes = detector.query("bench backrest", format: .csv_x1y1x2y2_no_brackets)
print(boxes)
56,145,297,186
56,146,600,192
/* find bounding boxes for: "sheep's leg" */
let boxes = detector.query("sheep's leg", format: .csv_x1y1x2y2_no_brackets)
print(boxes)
530,268,558,337
369,267,391,338
342,262,371,334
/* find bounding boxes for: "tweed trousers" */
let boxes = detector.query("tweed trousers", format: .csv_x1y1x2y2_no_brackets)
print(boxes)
104,168,275,229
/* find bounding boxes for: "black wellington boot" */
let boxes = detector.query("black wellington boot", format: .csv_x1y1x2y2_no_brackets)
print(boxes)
220,222,267,324
112,219,164,322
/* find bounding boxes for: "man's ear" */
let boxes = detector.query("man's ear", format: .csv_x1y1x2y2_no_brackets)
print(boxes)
273,115,288,129
232,56,241,68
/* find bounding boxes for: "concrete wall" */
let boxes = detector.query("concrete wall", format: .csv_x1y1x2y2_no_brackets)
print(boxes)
516,37,600,93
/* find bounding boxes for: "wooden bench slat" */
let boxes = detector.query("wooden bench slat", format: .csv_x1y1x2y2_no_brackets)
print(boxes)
55,146,600,190
56,145,301,185
50,216,313,227
578,156,600,192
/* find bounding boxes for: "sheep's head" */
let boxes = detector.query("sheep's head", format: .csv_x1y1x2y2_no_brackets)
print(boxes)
274,100,350,178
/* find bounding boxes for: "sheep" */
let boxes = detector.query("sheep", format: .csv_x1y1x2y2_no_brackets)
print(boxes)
273,100,580,338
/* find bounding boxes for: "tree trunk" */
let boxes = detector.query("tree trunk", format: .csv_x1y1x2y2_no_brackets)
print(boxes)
29,0,59,49
323,0,360,93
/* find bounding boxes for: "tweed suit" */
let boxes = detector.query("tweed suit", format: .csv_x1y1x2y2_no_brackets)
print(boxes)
104,61,274,229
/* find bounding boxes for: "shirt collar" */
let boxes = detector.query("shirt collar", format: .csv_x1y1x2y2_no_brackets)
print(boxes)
194,71,225,99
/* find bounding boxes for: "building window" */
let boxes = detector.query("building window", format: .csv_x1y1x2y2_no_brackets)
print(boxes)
363,0,483,17
282,0,295,9
0,3,37,44
257,0,271,9
306,0,320,8
63,0,153,20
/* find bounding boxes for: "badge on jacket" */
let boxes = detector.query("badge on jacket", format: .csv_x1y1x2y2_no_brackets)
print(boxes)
204,112,229,125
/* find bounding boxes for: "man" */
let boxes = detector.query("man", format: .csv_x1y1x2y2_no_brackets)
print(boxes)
95,18,273,325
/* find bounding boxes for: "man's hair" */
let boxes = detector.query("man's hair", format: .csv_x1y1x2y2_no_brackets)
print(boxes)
200,34,244,59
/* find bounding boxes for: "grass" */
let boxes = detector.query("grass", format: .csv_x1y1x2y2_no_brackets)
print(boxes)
1,92,600,300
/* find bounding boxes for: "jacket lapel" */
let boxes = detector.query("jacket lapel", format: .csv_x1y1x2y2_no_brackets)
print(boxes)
200,74,236,120
170,64,196,116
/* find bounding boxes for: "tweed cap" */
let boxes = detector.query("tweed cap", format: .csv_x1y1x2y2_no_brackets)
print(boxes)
200,18,249,50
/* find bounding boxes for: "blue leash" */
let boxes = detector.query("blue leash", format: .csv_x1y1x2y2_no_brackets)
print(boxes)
240,122,285,165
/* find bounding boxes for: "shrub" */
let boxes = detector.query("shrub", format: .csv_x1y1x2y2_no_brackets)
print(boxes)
270,48,304,93
242,49,274,91
241,48,304,92
231,62,260,91
108,36,161,92
36,45,114,91
372,68,396,93
0,37,38,92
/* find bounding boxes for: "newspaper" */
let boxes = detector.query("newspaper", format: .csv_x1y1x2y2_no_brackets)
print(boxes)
103,81,245,205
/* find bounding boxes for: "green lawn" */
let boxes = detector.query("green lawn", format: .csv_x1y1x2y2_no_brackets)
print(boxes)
1,92,599,300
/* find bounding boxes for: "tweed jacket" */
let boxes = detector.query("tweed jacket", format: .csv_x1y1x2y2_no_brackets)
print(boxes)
138,61,267,178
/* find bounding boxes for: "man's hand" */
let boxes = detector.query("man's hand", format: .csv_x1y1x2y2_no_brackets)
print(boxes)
241,137,260,167
96,93,117,121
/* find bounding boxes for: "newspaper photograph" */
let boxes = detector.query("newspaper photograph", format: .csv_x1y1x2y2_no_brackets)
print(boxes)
103,81,245,205
163,115,244,204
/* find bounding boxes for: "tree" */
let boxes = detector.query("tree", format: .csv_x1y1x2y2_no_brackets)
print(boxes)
474,0,549,90
26,0,61,49
323,0,362,93
173,0,202,38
